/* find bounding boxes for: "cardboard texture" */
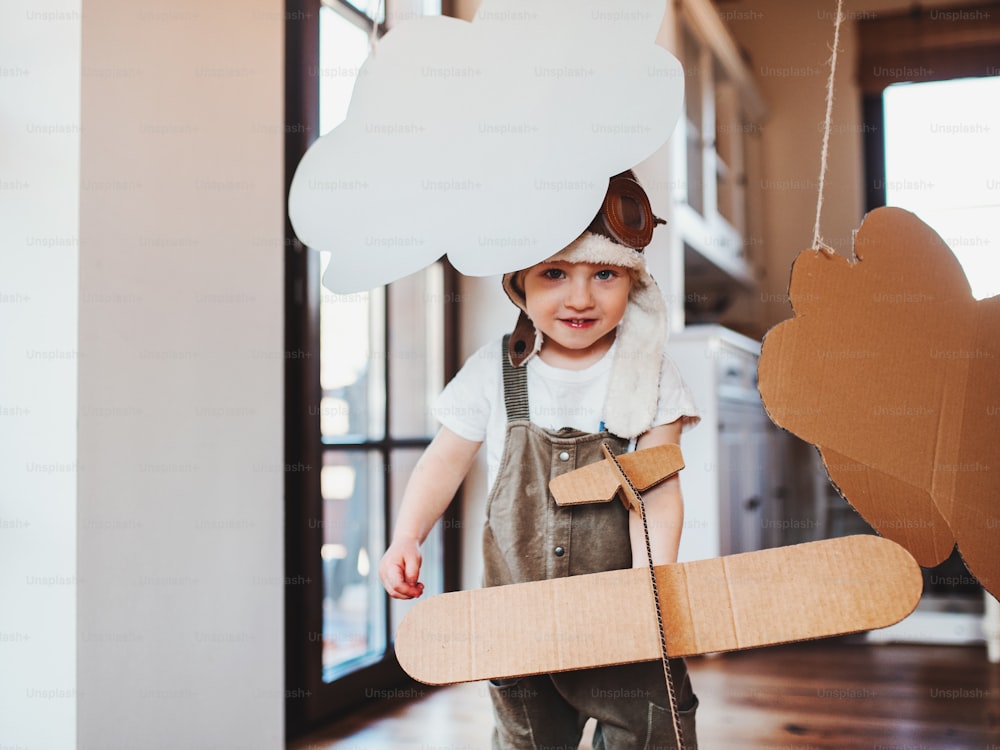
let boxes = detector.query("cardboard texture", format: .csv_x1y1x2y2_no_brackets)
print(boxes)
395,535,922,685
758,207,999,599
549,443,684,508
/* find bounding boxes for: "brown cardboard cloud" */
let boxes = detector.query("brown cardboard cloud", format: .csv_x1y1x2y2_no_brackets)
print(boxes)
758,206,1000,598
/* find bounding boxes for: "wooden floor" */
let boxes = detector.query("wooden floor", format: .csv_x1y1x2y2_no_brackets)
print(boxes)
290,640,1000,749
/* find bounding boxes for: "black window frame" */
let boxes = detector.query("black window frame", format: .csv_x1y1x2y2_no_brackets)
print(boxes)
284,0,462,737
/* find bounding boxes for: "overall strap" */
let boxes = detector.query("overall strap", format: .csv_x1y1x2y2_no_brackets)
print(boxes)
501,334,530,423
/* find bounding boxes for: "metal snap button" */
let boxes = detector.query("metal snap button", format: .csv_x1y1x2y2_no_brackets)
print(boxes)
554,546,565,557
558,451,570,462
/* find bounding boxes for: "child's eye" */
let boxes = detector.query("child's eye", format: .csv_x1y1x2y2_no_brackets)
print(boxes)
595,269,617,281
542,268,565,280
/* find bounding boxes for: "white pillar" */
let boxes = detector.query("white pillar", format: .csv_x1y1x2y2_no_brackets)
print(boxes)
76,2,285,746
1,1,286,747
0,2,82,747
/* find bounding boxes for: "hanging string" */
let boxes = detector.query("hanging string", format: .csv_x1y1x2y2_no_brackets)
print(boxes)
602,445,686,750
811,0,844,255
369,0,386,57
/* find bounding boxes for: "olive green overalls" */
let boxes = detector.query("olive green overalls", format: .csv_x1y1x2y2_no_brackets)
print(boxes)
483,338,698,750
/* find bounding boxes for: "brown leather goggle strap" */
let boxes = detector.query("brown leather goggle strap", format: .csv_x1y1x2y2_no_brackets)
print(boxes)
508,310,535,368
586,175,666,250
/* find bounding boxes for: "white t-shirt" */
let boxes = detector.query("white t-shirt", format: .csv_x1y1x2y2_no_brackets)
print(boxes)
433,337,700,491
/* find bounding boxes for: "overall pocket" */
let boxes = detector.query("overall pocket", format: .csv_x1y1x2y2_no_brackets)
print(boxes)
645,694,699,750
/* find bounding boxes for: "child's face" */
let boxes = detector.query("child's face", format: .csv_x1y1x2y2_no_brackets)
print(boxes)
521,260,632,365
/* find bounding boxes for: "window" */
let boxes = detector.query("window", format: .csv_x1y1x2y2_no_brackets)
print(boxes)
317,262,447,684
858,2,1000,214
883,77,1000,300
285,0,458,735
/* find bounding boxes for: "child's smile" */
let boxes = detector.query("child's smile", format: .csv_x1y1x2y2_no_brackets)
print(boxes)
522,261,632,369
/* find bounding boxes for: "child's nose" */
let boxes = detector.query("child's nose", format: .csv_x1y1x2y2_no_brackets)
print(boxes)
565,279,595,309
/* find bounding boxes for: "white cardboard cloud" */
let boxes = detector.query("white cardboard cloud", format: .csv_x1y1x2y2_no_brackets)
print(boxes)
289,0,684,293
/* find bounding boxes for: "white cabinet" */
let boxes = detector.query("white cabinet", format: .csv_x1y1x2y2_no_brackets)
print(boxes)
668,324,783,562
639,0,767,337
670,0,768,329
717,400,770,555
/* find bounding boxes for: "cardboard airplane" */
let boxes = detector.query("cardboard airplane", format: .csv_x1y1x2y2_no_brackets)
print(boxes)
395,207,997,685
396,443,923,684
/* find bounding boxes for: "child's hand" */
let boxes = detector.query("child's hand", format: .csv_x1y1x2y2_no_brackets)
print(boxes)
379,537,425,600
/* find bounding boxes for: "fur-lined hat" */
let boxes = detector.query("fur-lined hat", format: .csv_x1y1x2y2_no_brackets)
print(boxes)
502,171,667,439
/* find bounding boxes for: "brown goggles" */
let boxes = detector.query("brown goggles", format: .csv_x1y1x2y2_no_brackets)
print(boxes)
586,173,665,250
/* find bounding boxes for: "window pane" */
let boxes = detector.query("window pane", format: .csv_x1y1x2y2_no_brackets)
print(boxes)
387,0,441,23
320,252,386,439
388,448,444,633
337,0,385,24
388,264,445,438
318,5,371,135
883,77,1000,300
321,449,387,681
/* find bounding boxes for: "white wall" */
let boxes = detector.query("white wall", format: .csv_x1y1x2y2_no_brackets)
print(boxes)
75,2,285,747
0,2,81,747
722,0,991,331
2,1,285,748
454,275,514,590
721,0,867,331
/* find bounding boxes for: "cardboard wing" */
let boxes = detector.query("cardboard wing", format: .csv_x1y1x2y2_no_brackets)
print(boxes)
396,445,923,684
549,443,684,508
758,207,1000,599
395,535,922,685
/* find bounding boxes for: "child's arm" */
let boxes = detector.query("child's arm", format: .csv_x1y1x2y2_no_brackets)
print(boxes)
379,426,481,600
630,419,684,567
